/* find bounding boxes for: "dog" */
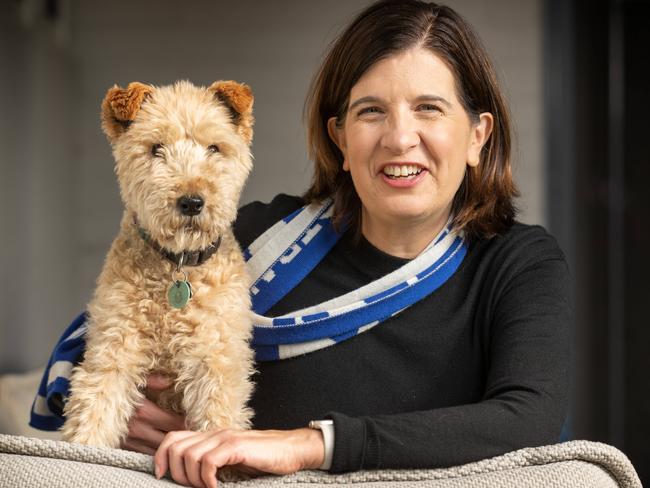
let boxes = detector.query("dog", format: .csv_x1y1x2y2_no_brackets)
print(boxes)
61,80,255,448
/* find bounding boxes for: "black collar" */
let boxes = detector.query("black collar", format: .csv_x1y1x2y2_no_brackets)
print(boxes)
137,225,222,267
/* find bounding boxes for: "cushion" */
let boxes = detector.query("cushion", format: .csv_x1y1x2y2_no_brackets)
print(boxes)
0,434,641,487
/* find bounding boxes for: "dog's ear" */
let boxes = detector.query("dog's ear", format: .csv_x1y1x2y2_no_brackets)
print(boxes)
101,82,154,141
208,81,254,144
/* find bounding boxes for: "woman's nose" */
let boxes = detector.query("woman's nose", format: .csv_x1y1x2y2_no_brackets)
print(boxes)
381,113,420,154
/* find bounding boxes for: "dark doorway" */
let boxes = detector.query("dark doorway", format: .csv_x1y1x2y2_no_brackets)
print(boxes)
545,0,650,482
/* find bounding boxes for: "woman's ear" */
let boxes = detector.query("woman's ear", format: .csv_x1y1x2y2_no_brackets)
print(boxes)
466,112,493,167
327,117,349,171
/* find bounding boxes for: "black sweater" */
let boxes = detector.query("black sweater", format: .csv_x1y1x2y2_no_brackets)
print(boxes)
234,194,572,473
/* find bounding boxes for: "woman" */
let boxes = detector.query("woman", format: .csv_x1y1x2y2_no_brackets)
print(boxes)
126,1,571,486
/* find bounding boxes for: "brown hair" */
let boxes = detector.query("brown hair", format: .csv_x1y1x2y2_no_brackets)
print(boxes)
304,0,518,240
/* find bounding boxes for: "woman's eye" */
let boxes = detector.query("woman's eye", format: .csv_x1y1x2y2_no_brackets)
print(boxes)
417,103,441,113
207,144,220,154
357,106,383,116
151,143,164,157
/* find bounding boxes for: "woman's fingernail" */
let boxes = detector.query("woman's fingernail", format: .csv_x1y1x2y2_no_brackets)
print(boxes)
154,465,161,479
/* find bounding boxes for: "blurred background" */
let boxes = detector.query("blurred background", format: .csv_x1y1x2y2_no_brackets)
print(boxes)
0,0,648,482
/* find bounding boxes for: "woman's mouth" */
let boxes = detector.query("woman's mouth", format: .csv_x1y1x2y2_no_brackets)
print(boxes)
380,163,427,188
381,164,424,179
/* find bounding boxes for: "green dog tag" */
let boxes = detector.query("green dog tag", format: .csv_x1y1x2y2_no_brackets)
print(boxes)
168,280,192,309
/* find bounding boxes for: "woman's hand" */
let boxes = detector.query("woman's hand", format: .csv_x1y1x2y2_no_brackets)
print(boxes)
154,427,325,488
121,374,186,455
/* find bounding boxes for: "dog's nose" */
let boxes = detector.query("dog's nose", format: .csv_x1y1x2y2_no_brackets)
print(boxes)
177,195,204,216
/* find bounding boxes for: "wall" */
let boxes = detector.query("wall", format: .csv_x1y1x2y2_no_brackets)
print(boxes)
0,1,75,371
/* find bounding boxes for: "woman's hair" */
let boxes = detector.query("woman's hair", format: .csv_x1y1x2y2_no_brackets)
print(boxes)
304,0,518,240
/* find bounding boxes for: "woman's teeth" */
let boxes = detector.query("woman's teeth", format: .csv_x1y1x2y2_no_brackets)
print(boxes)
382,164,423,178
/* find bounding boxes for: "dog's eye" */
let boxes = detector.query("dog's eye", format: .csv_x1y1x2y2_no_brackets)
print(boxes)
207,144,220,154
151,143,164,157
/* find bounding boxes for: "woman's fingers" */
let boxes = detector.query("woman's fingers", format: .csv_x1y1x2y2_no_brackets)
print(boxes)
168,432,219,487
200,456,219,488
183,433,224,488
143,373,174,403
135,398,186,433
200,443,245,488
155,430,238,488
126,410,167,450
146,374,174,391
155,430,196,480
123,398,185,454
168,438,195,487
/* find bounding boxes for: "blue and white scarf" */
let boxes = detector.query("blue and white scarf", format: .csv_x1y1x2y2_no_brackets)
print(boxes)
30,199,467,430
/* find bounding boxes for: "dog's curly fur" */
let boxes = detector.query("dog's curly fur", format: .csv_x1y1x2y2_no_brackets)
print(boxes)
61,80,256,448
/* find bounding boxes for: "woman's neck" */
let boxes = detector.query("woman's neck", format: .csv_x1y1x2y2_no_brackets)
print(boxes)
360,208,451,259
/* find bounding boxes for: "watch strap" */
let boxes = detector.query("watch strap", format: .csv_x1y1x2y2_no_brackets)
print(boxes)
308,419,335,470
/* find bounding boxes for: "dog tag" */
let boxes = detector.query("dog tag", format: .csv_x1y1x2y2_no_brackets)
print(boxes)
168,280,192,309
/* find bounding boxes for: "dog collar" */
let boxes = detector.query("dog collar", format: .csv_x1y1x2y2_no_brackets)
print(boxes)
136,225,222,267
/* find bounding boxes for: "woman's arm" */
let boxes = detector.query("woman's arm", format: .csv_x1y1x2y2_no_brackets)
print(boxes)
153,427,324,488
326,253,572,472
120,375,186,455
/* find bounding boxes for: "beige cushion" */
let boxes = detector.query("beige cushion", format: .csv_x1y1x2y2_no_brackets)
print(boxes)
0,435,641,488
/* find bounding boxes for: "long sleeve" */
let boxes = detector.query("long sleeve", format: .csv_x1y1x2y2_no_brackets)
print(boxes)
326,237,572,472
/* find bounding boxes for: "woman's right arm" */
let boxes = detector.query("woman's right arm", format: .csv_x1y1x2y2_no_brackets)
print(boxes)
121,374,186,455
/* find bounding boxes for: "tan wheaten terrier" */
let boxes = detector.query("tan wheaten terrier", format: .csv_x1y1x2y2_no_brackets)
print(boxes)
61,80,255,448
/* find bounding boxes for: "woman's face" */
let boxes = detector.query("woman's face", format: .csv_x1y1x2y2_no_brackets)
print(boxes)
329,47,492,237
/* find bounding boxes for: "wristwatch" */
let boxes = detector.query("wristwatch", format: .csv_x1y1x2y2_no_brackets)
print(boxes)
308,419,335,470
